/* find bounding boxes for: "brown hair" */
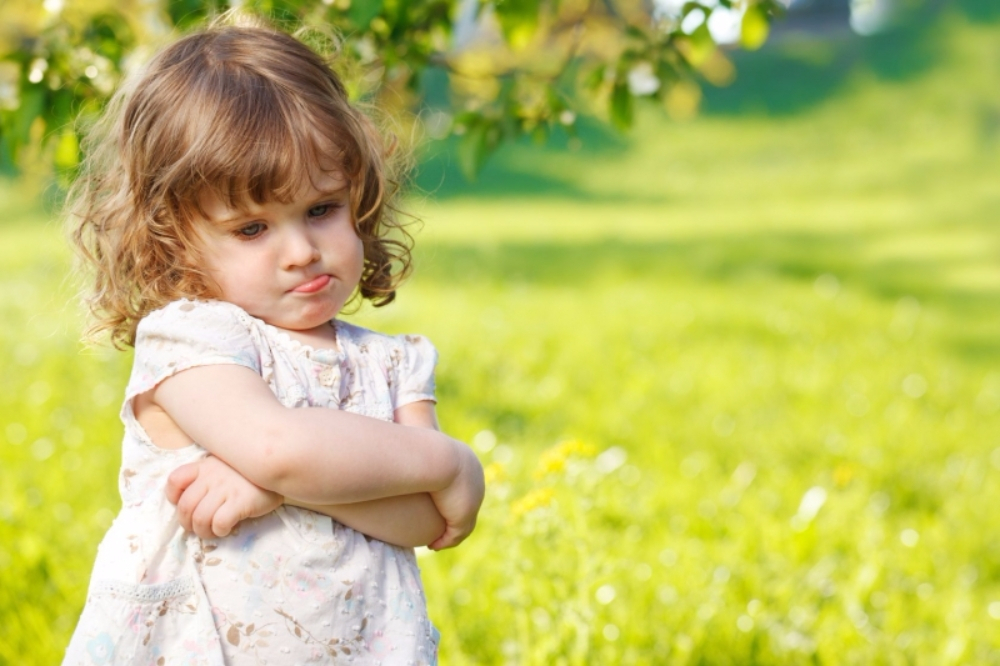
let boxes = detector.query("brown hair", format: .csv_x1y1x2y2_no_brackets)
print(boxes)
68,14,412,347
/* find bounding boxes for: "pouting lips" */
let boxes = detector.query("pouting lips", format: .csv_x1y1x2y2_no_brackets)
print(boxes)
290,274,332,293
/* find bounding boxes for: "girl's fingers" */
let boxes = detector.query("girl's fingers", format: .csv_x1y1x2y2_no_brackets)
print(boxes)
427,526,448,551
190,490,226,540
211,501,241,538
175,480,210,533
429,526,466,551
166,463,200,505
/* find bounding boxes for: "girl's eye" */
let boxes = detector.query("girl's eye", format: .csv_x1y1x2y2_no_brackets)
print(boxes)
236,222,266,238
308,203,338,218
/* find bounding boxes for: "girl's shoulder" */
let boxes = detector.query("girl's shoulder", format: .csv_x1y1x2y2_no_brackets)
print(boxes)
132,298,261,368
335,321,438,405
126,299,263,408
335,320,436,360
136,298,262,352
139,298,253,333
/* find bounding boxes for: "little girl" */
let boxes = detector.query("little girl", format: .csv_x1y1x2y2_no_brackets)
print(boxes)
62,15,484,666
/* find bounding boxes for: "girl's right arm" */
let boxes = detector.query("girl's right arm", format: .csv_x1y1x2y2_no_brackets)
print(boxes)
147,363,484,536
166,456,449,548
163,397,473,548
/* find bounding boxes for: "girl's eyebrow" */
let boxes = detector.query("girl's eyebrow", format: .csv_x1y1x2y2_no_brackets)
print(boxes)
212,211,253,226
312,185,350,198
209,186,350,225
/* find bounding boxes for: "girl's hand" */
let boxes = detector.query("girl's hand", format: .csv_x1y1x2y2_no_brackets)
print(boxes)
166,456,283,539
427,443,485,550
392,400,484,550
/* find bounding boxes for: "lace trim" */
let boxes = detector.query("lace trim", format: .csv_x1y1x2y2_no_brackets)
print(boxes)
89,577,195,602
346,403,394,421
257,317,344,363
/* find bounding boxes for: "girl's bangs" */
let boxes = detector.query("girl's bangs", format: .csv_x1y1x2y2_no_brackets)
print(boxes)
177,95,352,223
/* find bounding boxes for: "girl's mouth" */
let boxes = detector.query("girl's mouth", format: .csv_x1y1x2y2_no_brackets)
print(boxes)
290,274,332,293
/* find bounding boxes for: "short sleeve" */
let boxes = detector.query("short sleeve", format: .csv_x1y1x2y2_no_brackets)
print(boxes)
388,334,438,408
126,299,261,402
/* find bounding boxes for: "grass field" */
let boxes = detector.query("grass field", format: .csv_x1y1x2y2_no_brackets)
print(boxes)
3,10,1000,664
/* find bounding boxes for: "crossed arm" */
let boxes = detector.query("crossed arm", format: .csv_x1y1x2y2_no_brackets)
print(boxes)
137,363,484,550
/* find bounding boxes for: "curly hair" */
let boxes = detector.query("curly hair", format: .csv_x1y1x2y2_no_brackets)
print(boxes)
67,15,413,348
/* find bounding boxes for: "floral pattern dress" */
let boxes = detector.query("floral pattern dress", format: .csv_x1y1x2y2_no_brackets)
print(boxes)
63,299,441,666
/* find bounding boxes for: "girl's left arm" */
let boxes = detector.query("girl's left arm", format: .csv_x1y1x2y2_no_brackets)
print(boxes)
284,401,448,548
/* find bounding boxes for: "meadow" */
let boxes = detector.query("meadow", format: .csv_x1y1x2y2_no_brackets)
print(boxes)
3,10,1000,664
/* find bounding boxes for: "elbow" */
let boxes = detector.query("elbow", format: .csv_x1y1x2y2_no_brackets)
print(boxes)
434,434,467,489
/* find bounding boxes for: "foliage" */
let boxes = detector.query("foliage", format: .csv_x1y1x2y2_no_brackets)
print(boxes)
0,0,783,180
4,14,1000,663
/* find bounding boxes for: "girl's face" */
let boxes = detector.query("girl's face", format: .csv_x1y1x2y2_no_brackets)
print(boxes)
190,169,364,334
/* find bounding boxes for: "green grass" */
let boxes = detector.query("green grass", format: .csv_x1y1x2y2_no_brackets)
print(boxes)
4,11,1000,665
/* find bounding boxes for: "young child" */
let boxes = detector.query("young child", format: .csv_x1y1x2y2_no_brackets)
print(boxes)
62,15,484,666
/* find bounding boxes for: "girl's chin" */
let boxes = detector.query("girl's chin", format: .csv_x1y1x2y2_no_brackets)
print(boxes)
239,298,343,331
285,303,343,329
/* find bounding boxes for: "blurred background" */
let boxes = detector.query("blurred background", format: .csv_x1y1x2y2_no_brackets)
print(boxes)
3,0,1000,663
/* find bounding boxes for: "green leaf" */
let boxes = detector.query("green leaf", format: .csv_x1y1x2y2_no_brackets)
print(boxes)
349,0,384,29
0,133,17,177
47,90,76,136
624,25,647,41
494,0,539,50
741,4,770,51
683,23,716,67
531,123,547,145
457,116,501,180
609,80,633,131
457,121,486,181
583,65,606,92
11,85,45,146
53,129,79,172
681,2,706,17
167,0,213,30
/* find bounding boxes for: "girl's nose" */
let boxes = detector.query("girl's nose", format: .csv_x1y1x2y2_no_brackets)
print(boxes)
282,225,321,269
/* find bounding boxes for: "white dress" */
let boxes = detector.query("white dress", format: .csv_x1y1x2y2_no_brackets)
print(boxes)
64,299,440,665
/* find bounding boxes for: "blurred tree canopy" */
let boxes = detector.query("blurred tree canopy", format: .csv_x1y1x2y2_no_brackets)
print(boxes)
0,0,783,179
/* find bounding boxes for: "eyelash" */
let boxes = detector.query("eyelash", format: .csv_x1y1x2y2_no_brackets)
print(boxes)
235,222,266,239
232,202,343,240
308,203,337,217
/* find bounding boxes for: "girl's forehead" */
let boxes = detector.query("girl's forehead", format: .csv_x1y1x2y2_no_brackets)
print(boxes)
196,167,349,222
296,167,350,197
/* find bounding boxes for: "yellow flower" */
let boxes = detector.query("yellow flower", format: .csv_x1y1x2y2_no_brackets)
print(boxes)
533,439,597,479
559,439,597,458
833,463,854,487
511,487,555,517
484,462,506,485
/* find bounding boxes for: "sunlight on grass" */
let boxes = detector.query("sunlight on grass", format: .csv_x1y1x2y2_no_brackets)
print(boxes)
4,13,1000,665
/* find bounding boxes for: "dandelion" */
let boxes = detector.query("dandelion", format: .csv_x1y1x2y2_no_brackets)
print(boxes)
833,463,854,487
533,449,567,479
510,488,554,517
533,439,595,479
483,462,506,485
